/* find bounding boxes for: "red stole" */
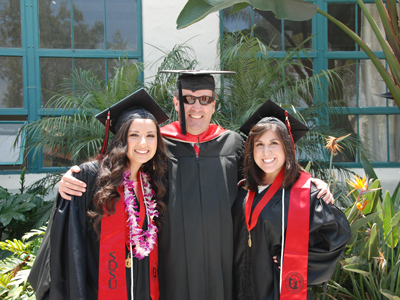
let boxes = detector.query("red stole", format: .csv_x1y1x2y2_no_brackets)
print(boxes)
98,173,159,300
245,171,311,299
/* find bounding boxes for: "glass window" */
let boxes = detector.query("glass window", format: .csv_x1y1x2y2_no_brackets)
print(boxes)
328,59,357,107
328,4,356,51
359,115,387,162
0,0,21,48
107,58,138,79
73,0,105,49
222,6,252,35
0,122,25,165
74,58,106,82
39,0,72,49
358,59,387,107
254,10,283,50
40,57,73,107
106,0,138,50
0,56,23,108
389,115,400,162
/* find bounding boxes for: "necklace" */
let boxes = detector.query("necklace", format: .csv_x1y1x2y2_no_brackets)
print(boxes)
123,170,158,260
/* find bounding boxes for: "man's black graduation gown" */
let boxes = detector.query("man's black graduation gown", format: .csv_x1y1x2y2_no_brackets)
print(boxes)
28,162,152,300
159,122,244,300
232,183,351,300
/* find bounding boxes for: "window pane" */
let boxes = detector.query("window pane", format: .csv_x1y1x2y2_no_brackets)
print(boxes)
328,4,356,51
40,57,72,107
73,0,105,49
0,56,23,108
106,0,137,51
0,122,24,164
222,6,252,34
107,58,138,79
253,9,282,51
331,115,357,163
359,115,387,161
0,0,21,48
359,59,386,107
328,59,357,107
360,4,383,52
284,59,313,107
39,0,71,49
74,58,106,82
389,115,400,162
284,19,312,50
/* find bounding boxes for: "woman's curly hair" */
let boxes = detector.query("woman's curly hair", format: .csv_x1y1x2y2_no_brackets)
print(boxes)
88,117,167,231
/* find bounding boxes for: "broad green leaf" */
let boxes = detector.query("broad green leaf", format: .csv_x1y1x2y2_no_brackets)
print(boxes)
360,154,379,182
348,211,382,245
0,187,9,200
381,289,400,300
383,190,398,248
343,263,370,276
374,0,400,63
361,223,379,261
177,0,318,29
391,211,400,227
392,181,400,211
357,0,400,85
363,179,382,214
231,2,250,14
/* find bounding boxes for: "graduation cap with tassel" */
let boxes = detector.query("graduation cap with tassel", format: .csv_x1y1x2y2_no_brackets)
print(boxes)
239,100,310,155
159,70,236,135
95,88,169,159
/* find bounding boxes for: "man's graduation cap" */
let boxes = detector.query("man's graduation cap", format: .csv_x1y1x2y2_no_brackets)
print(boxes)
159,70,236,135
95,88,169,157
239,100,309,155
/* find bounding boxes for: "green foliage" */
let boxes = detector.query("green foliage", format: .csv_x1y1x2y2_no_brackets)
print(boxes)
0,226,46,300
0,169,53,241
322,159,400,299
176,0,318,29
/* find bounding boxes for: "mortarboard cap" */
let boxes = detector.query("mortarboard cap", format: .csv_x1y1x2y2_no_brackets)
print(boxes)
239,100,310,144
95,88,169,158
96,88,169,134
159,70,236,135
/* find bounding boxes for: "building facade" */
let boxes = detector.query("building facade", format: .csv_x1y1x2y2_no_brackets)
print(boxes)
0,0,398,193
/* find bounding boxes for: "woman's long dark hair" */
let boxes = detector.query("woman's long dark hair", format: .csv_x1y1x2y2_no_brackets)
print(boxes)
88,117,167,230
243,122,304,191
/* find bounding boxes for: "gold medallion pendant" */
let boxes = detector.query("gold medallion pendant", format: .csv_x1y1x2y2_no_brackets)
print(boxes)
248,231,252,247
125,253,132,268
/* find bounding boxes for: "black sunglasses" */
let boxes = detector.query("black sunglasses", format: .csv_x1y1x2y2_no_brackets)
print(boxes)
182,95,215,105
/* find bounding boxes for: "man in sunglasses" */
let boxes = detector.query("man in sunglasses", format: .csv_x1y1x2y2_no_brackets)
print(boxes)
57,70,333,300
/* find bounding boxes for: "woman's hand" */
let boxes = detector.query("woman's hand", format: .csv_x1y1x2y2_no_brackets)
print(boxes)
311,178,334,205
59,166,86,200
272,256,280,269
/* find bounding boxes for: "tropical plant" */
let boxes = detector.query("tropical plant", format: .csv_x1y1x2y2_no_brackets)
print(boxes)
175,0,400,109
0,226,46,300
317,156,400,299
208,32,370,202
0,168,52,242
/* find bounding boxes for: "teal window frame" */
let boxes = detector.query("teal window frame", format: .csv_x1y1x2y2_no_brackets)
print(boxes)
0,0,143,174
220,0,400,168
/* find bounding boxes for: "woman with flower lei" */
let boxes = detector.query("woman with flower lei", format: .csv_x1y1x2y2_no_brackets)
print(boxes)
29,89,168,300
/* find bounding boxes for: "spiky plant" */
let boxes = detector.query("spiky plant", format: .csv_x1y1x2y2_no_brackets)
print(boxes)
16,61,144,165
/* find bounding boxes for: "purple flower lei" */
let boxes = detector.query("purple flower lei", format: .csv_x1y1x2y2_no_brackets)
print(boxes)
123,170,158,260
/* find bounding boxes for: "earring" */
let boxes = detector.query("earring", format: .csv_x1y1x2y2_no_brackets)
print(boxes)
153,160,155,171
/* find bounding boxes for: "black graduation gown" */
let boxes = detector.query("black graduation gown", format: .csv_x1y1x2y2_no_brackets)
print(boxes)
158,127,244,300
232,183,351,300
28,161,152,300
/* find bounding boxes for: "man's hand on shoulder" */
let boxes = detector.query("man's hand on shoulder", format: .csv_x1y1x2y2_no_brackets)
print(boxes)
311,178,334,205
59,165,86,200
